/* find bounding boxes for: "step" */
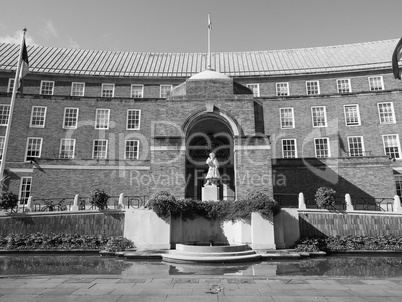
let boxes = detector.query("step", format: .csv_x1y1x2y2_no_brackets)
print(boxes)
162,253,262,264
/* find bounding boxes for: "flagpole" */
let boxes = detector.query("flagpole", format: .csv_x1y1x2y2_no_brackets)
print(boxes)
0,28,27,188
207,13,211,70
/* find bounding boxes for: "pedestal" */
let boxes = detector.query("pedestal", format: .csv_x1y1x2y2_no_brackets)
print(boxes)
202,185,219,201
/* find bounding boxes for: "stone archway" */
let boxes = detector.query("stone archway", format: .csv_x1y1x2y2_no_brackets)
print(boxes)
184,112,236,200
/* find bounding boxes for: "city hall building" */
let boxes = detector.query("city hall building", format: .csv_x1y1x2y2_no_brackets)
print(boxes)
0,39,401,206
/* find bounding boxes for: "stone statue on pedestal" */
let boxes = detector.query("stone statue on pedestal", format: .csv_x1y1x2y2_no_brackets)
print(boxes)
205,152,220,186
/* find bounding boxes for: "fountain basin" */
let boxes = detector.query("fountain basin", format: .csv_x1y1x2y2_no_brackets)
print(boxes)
162,244,261,263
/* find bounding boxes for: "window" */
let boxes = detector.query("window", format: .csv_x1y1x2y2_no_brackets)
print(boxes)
0,136,4,160
347,136,364,157
131,85,144,98
25,137,42,161
368,76,384,91
160,85,172,98
40,81,54,95
280,108,295,129
19,177,32,205
311,106,327,127
282,139,297,158
125,140,139,160
59,139,76,159
383,134,401,159
101,84,114,97
314,138,330,158
63,108,79,129
71,82,85,96
378,102,396,124
396,175,402,197
93,139,108,159
30,106,47,128
7,79,14,93
246,84,260,97
337,79,351,93
344,104,361,126
127,109,141,130
0,105,10,126
95,109,110,129
276,82,289,96
306,81,320,95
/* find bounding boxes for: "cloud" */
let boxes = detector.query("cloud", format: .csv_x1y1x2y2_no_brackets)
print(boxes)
40,19,58,40
68,37,80,49
0,31,36,45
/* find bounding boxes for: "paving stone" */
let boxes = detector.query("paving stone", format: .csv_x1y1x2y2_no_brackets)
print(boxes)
0,294,38,302
271,296,328,302
117,278,146,283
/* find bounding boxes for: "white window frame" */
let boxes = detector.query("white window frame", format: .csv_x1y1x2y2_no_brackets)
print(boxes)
382,134,401,160
95,108,110,130
160,85,172,98
0,105,10,126
343,104,361,126
306,81,320,95
314,138,331,158
7,78,14,93
276,82,289,96
336,79,351,93
246,83,260,97
63,107,79,129
377,102,396,124
59,138,76,159
40,80,55,95
71,82,85,96
19,177,32,205
126,109,141,130
30,106,47,128
101,83,114,97
125,140,140,160
131,84,144,98
92,139,108,159
311,106,327,128
25,137,43,161
347,136,365,157
368,76,384,91
281,139,297,158
280,107,295,129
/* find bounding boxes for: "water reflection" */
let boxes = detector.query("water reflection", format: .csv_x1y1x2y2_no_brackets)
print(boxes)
1,254,402,278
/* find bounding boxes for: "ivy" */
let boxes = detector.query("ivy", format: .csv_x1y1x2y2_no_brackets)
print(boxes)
147,190,280,222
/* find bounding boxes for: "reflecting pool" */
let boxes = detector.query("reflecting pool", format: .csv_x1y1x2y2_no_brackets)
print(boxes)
1,254,402,278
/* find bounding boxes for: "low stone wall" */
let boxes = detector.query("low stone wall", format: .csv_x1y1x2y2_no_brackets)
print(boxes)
0,210,124,236
299,210,402,237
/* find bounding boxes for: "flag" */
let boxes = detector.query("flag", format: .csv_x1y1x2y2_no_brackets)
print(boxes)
392,37,402,80
19,37,29,81
208,13,212,30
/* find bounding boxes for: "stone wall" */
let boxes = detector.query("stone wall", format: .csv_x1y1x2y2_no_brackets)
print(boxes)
0,211,124,236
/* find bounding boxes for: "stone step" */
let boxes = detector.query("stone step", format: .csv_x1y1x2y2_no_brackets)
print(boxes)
167,249,257,258
162,253,262,264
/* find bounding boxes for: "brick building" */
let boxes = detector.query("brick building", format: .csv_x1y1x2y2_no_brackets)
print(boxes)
0,39,401,205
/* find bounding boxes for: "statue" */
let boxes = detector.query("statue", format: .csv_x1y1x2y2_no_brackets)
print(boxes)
205,152,220,186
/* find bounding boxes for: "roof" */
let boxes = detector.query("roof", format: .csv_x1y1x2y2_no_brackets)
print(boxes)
0,39,397,78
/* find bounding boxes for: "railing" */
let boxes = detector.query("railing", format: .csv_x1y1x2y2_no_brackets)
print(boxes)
126,195,148,208
352,197,394,212
304,197,347,210
347,151,373,157
274,193,299,208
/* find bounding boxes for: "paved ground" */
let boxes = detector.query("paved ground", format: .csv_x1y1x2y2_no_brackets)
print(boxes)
1,274,402,301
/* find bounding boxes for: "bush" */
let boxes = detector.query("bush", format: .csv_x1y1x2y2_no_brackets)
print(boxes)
0,233,133,251
90,189,109,210
147,190,280,222
0,191,19,211
315,187,336,209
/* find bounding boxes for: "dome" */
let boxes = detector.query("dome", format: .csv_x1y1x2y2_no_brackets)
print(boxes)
189,69,230,80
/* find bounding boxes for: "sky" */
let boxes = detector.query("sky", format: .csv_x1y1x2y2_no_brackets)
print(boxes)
1,0,402,53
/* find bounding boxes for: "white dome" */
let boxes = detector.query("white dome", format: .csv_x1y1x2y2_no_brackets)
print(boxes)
189,69,230,80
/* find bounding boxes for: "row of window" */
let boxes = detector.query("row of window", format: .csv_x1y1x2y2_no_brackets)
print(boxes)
281,134,401,159
9,137,140,160
0,106,141,130
279,102,396,129
8,76,385,98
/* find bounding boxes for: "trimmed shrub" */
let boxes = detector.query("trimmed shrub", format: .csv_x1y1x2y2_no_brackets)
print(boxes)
0,191,19,211
90,188,109,210
315,187,336,209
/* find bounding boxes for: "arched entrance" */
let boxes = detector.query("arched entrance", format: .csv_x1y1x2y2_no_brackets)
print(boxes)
184,113,236,200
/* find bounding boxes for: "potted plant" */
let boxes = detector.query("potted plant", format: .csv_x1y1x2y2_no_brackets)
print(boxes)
0,191,19,212
90,189,109,210
315,187,336,209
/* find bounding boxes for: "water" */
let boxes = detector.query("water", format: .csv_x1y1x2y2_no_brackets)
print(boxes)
1,254,402,278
